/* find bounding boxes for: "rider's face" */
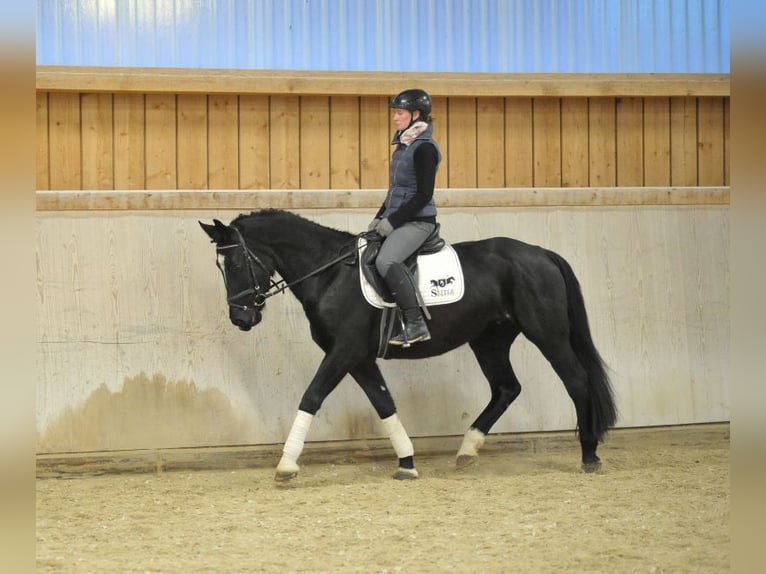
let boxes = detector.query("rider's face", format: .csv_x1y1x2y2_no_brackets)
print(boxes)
392,108,420,131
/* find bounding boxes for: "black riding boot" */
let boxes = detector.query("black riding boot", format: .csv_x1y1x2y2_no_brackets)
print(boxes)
384,263,431,346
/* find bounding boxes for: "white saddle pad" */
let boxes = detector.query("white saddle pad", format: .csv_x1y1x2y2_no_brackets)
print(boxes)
358,238,465,309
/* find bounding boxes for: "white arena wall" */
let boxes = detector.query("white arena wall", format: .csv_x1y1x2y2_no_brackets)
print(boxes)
36,189,730,454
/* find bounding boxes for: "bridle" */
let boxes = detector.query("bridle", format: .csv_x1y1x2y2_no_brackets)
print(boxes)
216,225,378,312
215,226,274,311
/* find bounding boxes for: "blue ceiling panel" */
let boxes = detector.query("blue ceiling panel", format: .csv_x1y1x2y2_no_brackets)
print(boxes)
36,0,730,73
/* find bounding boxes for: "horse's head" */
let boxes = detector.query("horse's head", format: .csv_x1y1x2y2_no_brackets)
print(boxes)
199,219,272,331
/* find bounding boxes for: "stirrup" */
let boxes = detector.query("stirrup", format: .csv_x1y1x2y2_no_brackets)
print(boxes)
389,315,431,347
389,331,431,347
389,312,411,347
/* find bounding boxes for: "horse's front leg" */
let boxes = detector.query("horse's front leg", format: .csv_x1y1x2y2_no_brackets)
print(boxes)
275,354,350,482
350,360,418,480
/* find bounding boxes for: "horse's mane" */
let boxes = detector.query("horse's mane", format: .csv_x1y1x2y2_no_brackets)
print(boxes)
232,209,355,242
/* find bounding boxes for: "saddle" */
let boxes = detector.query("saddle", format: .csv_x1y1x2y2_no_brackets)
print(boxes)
358,225,463,358
362,224,445,304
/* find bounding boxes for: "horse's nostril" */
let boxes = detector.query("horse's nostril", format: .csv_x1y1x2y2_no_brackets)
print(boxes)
230,309,260,331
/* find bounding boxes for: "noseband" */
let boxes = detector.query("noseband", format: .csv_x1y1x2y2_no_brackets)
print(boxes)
216,227,273,312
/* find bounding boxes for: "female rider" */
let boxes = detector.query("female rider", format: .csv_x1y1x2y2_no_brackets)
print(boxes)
369,88,441,346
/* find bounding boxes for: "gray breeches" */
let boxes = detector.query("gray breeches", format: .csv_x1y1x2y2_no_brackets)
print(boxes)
375,221,436,278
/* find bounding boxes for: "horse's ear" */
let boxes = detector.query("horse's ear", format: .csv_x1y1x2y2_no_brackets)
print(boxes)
199,219,229,244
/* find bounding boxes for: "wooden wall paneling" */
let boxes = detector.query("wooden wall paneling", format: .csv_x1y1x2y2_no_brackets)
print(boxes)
561,97,589,187
643,97,671,186
239,95,271,189
723,97,730,185
533,97,562,187
208,94,240,189
176,94,208,189
697,97,725,186
615,97,644,186
145,94,177,189
670,97,698,186
299,96,330,189
432,96,449,190
36,188,730,212
588,97,617,186
504,97,533,187
113,93,146,190
36,92,50,190
36,78,730,193
269,95,300,189
359,96,390,189
37,67,730,98
81,93,114,190
47,92,82,190
446,97,477,188
476,97,505,187
329,96,360,189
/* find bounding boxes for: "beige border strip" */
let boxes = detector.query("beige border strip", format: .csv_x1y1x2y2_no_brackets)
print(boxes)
37,423,728,477
36,67,730,97
36,187,730,212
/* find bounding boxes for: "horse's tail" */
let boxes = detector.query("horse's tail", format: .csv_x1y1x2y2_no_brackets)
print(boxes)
545,250,618,440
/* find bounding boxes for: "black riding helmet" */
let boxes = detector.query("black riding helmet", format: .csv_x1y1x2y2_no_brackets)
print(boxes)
389,88,432,119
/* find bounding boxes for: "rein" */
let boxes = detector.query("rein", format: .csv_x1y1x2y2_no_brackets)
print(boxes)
218,226,379,311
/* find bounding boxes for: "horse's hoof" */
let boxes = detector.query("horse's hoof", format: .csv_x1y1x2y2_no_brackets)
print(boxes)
456,454,478,469
274,470,298,483
392,467,419,480
581,460,602,473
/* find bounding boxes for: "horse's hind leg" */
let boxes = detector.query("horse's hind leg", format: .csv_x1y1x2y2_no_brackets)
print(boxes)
537,341,602,472
458,324,522,468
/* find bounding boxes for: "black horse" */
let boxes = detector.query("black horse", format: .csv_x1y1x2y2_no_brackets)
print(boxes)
200,209,617,481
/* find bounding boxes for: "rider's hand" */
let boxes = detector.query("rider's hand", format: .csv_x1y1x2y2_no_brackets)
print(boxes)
374,218,394,237
367,218,381,231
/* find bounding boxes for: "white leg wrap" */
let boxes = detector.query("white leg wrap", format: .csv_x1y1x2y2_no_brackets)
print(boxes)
457,428,486,457
381,414,414,459
277,410,314,472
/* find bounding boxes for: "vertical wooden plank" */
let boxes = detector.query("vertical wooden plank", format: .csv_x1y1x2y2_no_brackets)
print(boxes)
615,97,643,186
208,94,240,189
114,94,145,190
505,97,533,187
269,95,300,189
431,96,448,190
697,97,725,186
723,97,730,185
299,96,330,189
533,97,561,187
239,95,271,189
47,92,82,190
36,92,50,190
476,97,505,187
561,97,589,187
359,96,389,189
330,96,360,189
588,97,616,186
447,97,477,188
176,94,208,189
643,97,671,186
670,97,698,186
81,93,114,190
145,94,177,189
